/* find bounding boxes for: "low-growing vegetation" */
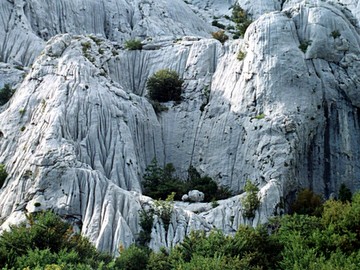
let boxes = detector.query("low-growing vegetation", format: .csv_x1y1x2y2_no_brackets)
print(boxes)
0,164,7,189
237,50,246,61
211,30,229,44
241,180,260,219
231,4,252,38
0,84,14,106
299,39,312,53
211,20,226,29
142,159,232,202
154,192,175,232
1,186,359,269
0,211,113,269
331,30,341,39
124,39,143,50
147,69,183,103
114,190,360,269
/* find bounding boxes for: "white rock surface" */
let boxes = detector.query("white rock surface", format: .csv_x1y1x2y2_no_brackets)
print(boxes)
0,0,360,254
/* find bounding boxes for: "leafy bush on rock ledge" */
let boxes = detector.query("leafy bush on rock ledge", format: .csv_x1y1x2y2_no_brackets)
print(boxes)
142,159,231,202
0,164,7,189
0,84,14,106
124,39,143,50
211,30,229,44
147,69,183,103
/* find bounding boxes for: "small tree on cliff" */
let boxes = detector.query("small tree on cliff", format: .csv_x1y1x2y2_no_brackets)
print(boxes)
147,69,183,102
242,180,260,219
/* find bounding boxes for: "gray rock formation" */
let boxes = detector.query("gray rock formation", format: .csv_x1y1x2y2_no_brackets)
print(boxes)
188,190,205,202
0,0,360,254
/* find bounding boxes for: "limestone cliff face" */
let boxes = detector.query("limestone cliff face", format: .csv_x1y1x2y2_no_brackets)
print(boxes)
0,0,360,254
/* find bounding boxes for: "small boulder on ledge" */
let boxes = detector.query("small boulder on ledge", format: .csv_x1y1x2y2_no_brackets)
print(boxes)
186,190,205,202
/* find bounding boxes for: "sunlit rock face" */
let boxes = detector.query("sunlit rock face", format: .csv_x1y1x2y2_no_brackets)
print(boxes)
0,0,360,254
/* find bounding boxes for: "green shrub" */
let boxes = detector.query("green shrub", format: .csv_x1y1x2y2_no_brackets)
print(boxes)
81,41,91,54
142,159,186,200
176,254,239,270
237,50,246,61
154,193,175,231
0,164,7,189
142,160,232,202
211,199,219,208
187,166,232,201
211,30,229,44
137,208,154,246
0,211,112,269
338,183,352,202
0,84,14,106
290,188,323,216
211,20,226,29
19,108,26,116
254,113,265,120
147,248,171,270
241,180,260,219
147,69,183,102
124,39,143,50
115,244,149,270
299,40,312,53
231,4,252,37
227,226,283,268
331,30,341,39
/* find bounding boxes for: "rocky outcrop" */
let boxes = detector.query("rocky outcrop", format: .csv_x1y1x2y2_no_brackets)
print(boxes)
0,0,360,254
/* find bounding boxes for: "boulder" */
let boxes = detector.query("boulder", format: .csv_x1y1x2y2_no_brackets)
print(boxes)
188,190,205,202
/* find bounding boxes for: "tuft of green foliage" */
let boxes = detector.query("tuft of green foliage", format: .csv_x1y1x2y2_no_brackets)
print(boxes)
211,199,219,208
211,20,226,29
241,180,260,219
154,193,175,231
237,50,246,61
211,30,229,44
290,188,323,216
0,164,8,189
138,208,155,247
89,35,102,46
338,183,352,203
299,40,312,53
19,108,26,116
254,113,265,120
124,39,143,50
81,41,91,54
331,30,341,39
0,84,14,106
147,69,183,103
231,4,252,37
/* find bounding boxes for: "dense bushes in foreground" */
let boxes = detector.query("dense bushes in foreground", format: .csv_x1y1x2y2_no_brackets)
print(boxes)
0,211,113,269
127,192,360,270
1,192,360,269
